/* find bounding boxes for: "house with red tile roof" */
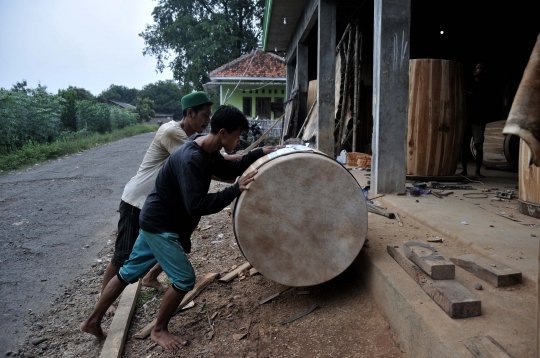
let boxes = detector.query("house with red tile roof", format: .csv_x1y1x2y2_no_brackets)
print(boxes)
204,48,286,119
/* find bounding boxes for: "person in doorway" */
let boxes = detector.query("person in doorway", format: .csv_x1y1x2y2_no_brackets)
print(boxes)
101,92,226,315
460,62,495,178
81,105,280,350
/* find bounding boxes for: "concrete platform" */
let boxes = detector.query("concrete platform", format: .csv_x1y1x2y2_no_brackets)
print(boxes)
350,164,539,357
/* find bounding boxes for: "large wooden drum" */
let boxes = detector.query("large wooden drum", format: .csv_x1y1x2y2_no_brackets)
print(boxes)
518,139,540,218
407,59,466,176
232,146,367,287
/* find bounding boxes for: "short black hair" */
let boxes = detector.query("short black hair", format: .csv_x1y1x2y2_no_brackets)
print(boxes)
182,103,208,117
210,105,249,134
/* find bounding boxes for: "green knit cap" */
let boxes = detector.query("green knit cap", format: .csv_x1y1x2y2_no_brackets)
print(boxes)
181,91,212,110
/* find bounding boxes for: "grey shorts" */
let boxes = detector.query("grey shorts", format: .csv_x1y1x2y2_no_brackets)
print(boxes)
470,124,485,145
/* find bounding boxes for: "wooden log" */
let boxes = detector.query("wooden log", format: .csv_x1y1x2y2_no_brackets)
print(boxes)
387,244,481,319
450,254,522,287
133,272,218,339
100,279,141,358
407,59,466,176
403,240,455,279
464,336,513,358
218,262,251,283
518,139,540,218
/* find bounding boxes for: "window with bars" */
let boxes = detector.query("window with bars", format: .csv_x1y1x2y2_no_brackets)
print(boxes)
242,97,252,117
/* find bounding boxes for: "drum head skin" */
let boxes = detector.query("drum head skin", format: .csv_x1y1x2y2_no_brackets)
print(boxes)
233,149,367,287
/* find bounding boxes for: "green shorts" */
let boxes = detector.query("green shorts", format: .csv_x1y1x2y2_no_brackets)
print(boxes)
118,229,195,292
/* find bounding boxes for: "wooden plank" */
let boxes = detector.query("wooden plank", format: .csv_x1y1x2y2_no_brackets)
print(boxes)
100,279,141,358
218,262,251,283
450,254,522,287
387,245,481,319
464,336,513,358
403,240,455,279
133,272,218,339
259,287,291,305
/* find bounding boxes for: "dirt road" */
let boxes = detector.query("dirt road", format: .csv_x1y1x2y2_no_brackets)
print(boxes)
0,133,153,352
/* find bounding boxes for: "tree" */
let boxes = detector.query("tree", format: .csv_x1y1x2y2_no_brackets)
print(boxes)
140,0,264,93
11,80,31,95
99,84,139,105
138,80,183,119
136,97,156,122
72,86,96,102
58,87,78,132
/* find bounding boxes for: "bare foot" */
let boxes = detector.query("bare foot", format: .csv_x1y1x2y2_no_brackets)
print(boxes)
80,319,107,341
151,329,189,350
105,305,116,317
142,278,169,293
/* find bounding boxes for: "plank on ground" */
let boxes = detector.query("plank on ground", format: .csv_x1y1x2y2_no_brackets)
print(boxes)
387,244,481,319
463,335,513,358
100,279,141,358
133,272,218,339
450,254,522,287
403,240,455,279
218,262,251,283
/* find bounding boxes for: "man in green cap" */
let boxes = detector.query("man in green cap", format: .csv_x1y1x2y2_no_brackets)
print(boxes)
99,91,224,315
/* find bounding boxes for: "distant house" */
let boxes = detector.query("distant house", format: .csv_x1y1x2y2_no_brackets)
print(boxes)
204,48,286,119
107,100,136,110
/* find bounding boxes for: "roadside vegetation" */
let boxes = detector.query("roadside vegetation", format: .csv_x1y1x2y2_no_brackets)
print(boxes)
0,82,158,173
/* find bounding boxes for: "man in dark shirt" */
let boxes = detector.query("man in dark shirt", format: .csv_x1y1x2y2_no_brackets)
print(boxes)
81,105,279,350
460,62,495,178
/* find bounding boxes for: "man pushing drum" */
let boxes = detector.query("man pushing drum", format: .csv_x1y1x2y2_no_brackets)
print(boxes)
81,105,280,350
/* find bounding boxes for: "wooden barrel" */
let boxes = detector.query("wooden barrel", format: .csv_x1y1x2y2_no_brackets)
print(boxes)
407,59,466,176
518,139,540,218
470,120,520,169
232,146,367,287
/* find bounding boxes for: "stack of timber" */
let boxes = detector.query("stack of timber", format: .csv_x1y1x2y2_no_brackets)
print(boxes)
407,59,466,176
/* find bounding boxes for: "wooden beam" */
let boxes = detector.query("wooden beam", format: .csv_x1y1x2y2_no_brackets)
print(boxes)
99,279,141,358
464,336,512,358
450,254,522,287
219,262,252,283
285,0,318,62
133,272,218,339
403,240,455,279
387,245,481,319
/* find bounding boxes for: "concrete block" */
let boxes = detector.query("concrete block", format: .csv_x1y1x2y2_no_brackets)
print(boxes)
403,240,455,279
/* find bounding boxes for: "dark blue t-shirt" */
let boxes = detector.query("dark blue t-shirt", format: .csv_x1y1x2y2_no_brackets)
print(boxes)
139,134,264,253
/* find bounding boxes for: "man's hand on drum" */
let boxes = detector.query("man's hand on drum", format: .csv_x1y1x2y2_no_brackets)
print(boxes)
238,170,258,191
261,145,285,155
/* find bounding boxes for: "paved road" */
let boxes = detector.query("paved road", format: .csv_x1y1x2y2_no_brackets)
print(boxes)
0,132,155,351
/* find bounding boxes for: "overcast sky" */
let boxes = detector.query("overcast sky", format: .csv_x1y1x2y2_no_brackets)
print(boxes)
0,0,174,95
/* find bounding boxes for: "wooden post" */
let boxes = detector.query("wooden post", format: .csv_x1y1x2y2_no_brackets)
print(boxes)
296,43,309,136
336,24,354,154
352,25,362,152
317,0,336,157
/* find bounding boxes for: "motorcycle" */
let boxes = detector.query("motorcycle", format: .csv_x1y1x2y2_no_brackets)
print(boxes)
225,123,264,154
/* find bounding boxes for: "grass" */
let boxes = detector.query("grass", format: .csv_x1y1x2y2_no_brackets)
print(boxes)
0,123,158,173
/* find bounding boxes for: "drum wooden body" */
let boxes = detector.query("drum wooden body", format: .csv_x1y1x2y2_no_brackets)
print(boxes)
519,139,540,218
407,59,466,176
470,120,520,169
233,146,367,287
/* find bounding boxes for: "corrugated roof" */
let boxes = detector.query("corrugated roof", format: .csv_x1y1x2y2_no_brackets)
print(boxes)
209,48,286,79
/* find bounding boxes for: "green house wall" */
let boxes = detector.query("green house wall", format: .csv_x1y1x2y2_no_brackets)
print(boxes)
220,83,286,120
